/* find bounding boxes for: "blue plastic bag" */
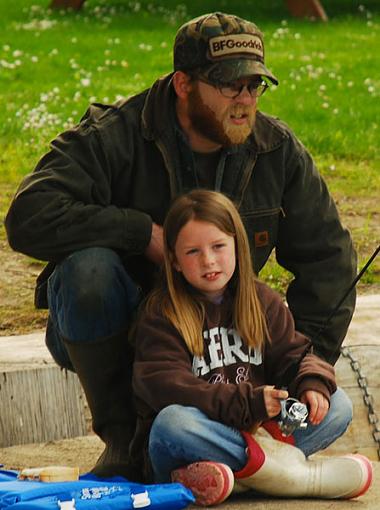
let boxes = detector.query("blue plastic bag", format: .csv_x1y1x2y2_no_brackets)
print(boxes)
0,470,194,510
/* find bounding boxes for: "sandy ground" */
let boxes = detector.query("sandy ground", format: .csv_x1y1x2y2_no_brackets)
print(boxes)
0,436,378,509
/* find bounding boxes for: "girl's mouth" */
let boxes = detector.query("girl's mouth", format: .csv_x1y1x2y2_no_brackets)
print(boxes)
204,272,220,281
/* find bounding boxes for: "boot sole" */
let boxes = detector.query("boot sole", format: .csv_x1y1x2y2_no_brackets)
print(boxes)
171,461,234,506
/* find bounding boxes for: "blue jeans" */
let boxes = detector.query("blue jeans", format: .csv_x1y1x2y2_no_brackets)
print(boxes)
46,247,142,369
149,388,353,482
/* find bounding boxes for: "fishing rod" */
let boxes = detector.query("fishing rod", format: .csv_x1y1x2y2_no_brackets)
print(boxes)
277,244,380,435
314,244,380,351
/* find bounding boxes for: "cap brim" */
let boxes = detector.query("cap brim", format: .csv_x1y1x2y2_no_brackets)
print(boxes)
204,59,278,86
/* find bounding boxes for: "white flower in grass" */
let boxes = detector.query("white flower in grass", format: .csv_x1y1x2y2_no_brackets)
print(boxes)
368,86,375,93
49,48,58,56
160,41,167,48
294,33,301,39
3,44,10,51
319,84,326,91
138,43,152,51
71,37,78,43
121,60,129,68
322,102,329,109
31,55,38,63
80,78,91,87
347,81,354,87
13,49,23,57
329,164,336,171
333,108,339,115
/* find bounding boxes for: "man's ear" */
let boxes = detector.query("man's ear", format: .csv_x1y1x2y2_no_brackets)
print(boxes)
173,71,192,99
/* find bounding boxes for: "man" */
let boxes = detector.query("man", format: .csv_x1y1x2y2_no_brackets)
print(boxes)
5,12,356,480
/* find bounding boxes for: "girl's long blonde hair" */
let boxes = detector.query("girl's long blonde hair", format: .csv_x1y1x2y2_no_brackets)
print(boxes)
146,190,269,356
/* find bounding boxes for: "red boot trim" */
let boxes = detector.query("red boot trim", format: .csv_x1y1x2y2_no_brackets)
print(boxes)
234,431,265,479
343,454,373,499
262,420,295,445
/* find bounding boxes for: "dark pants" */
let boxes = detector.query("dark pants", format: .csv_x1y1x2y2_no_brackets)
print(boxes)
46,247,142,369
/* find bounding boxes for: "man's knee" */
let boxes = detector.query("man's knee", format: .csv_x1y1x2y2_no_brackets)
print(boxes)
47,247,141,340
52,247,123,302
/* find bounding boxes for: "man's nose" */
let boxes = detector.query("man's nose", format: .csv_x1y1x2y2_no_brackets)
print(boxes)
234,85,255,105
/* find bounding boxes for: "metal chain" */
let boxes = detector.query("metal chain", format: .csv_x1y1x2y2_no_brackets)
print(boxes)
340,345,380,460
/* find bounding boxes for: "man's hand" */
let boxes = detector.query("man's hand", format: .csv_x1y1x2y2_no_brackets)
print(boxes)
144,223,164,266
263,385,288,418
299,390,329,425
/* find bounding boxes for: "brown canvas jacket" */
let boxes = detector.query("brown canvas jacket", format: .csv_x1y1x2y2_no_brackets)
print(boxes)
5,73,356,362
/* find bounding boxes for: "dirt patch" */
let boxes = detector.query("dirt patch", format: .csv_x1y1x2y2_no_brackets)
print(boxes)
0,435,103,474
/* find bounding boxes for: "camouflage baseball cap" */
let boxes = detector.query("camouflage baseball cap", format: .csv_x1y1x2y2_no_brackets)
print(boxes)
174,12,278,85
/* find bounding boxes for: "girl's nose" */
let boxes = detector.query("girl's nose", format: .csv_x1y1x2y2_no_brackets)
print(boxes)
202,250,215,266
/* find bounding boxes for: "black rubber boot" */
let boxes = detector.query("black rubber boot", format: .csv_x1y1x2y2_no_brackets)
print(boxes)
64,331,143,481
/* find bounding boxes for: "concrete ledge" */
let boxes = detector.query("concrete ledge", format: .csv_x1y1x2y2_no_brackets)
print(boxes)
0,331,88,447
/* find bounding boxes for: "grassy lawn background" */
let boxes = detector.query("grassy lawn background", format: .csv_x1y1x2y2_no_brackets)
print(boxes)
0,0,379,332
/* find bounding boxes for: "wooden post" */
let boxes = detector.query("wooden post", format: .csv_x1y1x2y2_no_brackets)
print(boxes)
285,0,328,21
50,0,86,10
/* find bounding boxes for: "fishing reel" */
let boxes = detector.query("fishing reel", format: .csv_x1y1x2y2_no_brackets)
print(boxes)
278,397,308,436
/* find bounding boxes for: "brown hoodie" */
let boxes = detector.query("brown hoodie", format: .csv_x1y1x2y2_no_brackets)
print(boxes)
131,280,336,479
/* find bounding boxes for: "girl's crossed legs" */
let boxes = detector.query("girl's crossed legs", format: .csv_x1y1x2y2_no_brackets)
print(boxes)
149,387,352,482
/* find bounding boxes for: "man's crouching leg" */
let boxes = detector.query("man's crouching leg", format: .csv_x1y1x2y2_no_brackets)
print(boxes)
46,247,143,480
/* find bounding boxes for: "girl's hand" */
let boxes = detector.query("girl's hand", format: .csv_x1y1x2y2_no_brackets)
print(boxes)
263,385,288,418
300,390,329,425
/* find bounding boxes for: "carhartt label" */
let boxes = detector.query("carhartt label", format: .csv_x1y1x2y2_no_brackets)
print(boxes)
209,34,263,59
255,231,269,247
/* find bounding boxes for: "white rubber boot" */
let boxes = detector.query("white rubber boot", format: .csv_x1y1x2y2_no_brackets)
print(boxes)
235,428,373,499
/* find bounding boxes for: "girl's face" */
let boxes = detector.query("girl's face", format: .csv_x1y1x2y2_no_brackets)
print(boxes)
173,219,236,301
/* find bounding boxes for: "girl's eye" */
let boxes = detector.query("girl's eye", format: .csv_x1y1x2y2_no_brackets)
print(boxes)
185,248,198,255
214,243,225,250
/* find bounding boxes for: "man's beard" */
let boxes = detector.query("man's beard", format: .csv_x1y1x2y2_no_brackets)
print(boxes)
187,84,256,147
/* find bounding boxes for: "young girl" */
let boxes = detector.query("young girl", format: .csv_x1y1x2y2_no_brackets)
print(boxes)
130,190,372,506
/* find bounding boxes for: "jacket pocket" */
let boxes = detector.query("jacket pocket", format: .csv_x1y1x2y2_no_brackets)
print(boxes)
240,208,284,273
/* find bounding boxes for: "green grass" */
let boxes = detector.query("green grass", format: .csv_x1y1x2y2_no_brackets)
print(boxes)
1,0,379,288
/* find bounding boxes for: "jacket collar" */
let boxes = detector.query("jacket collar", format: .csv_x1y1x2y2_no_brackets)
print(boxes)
141,73,288,154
